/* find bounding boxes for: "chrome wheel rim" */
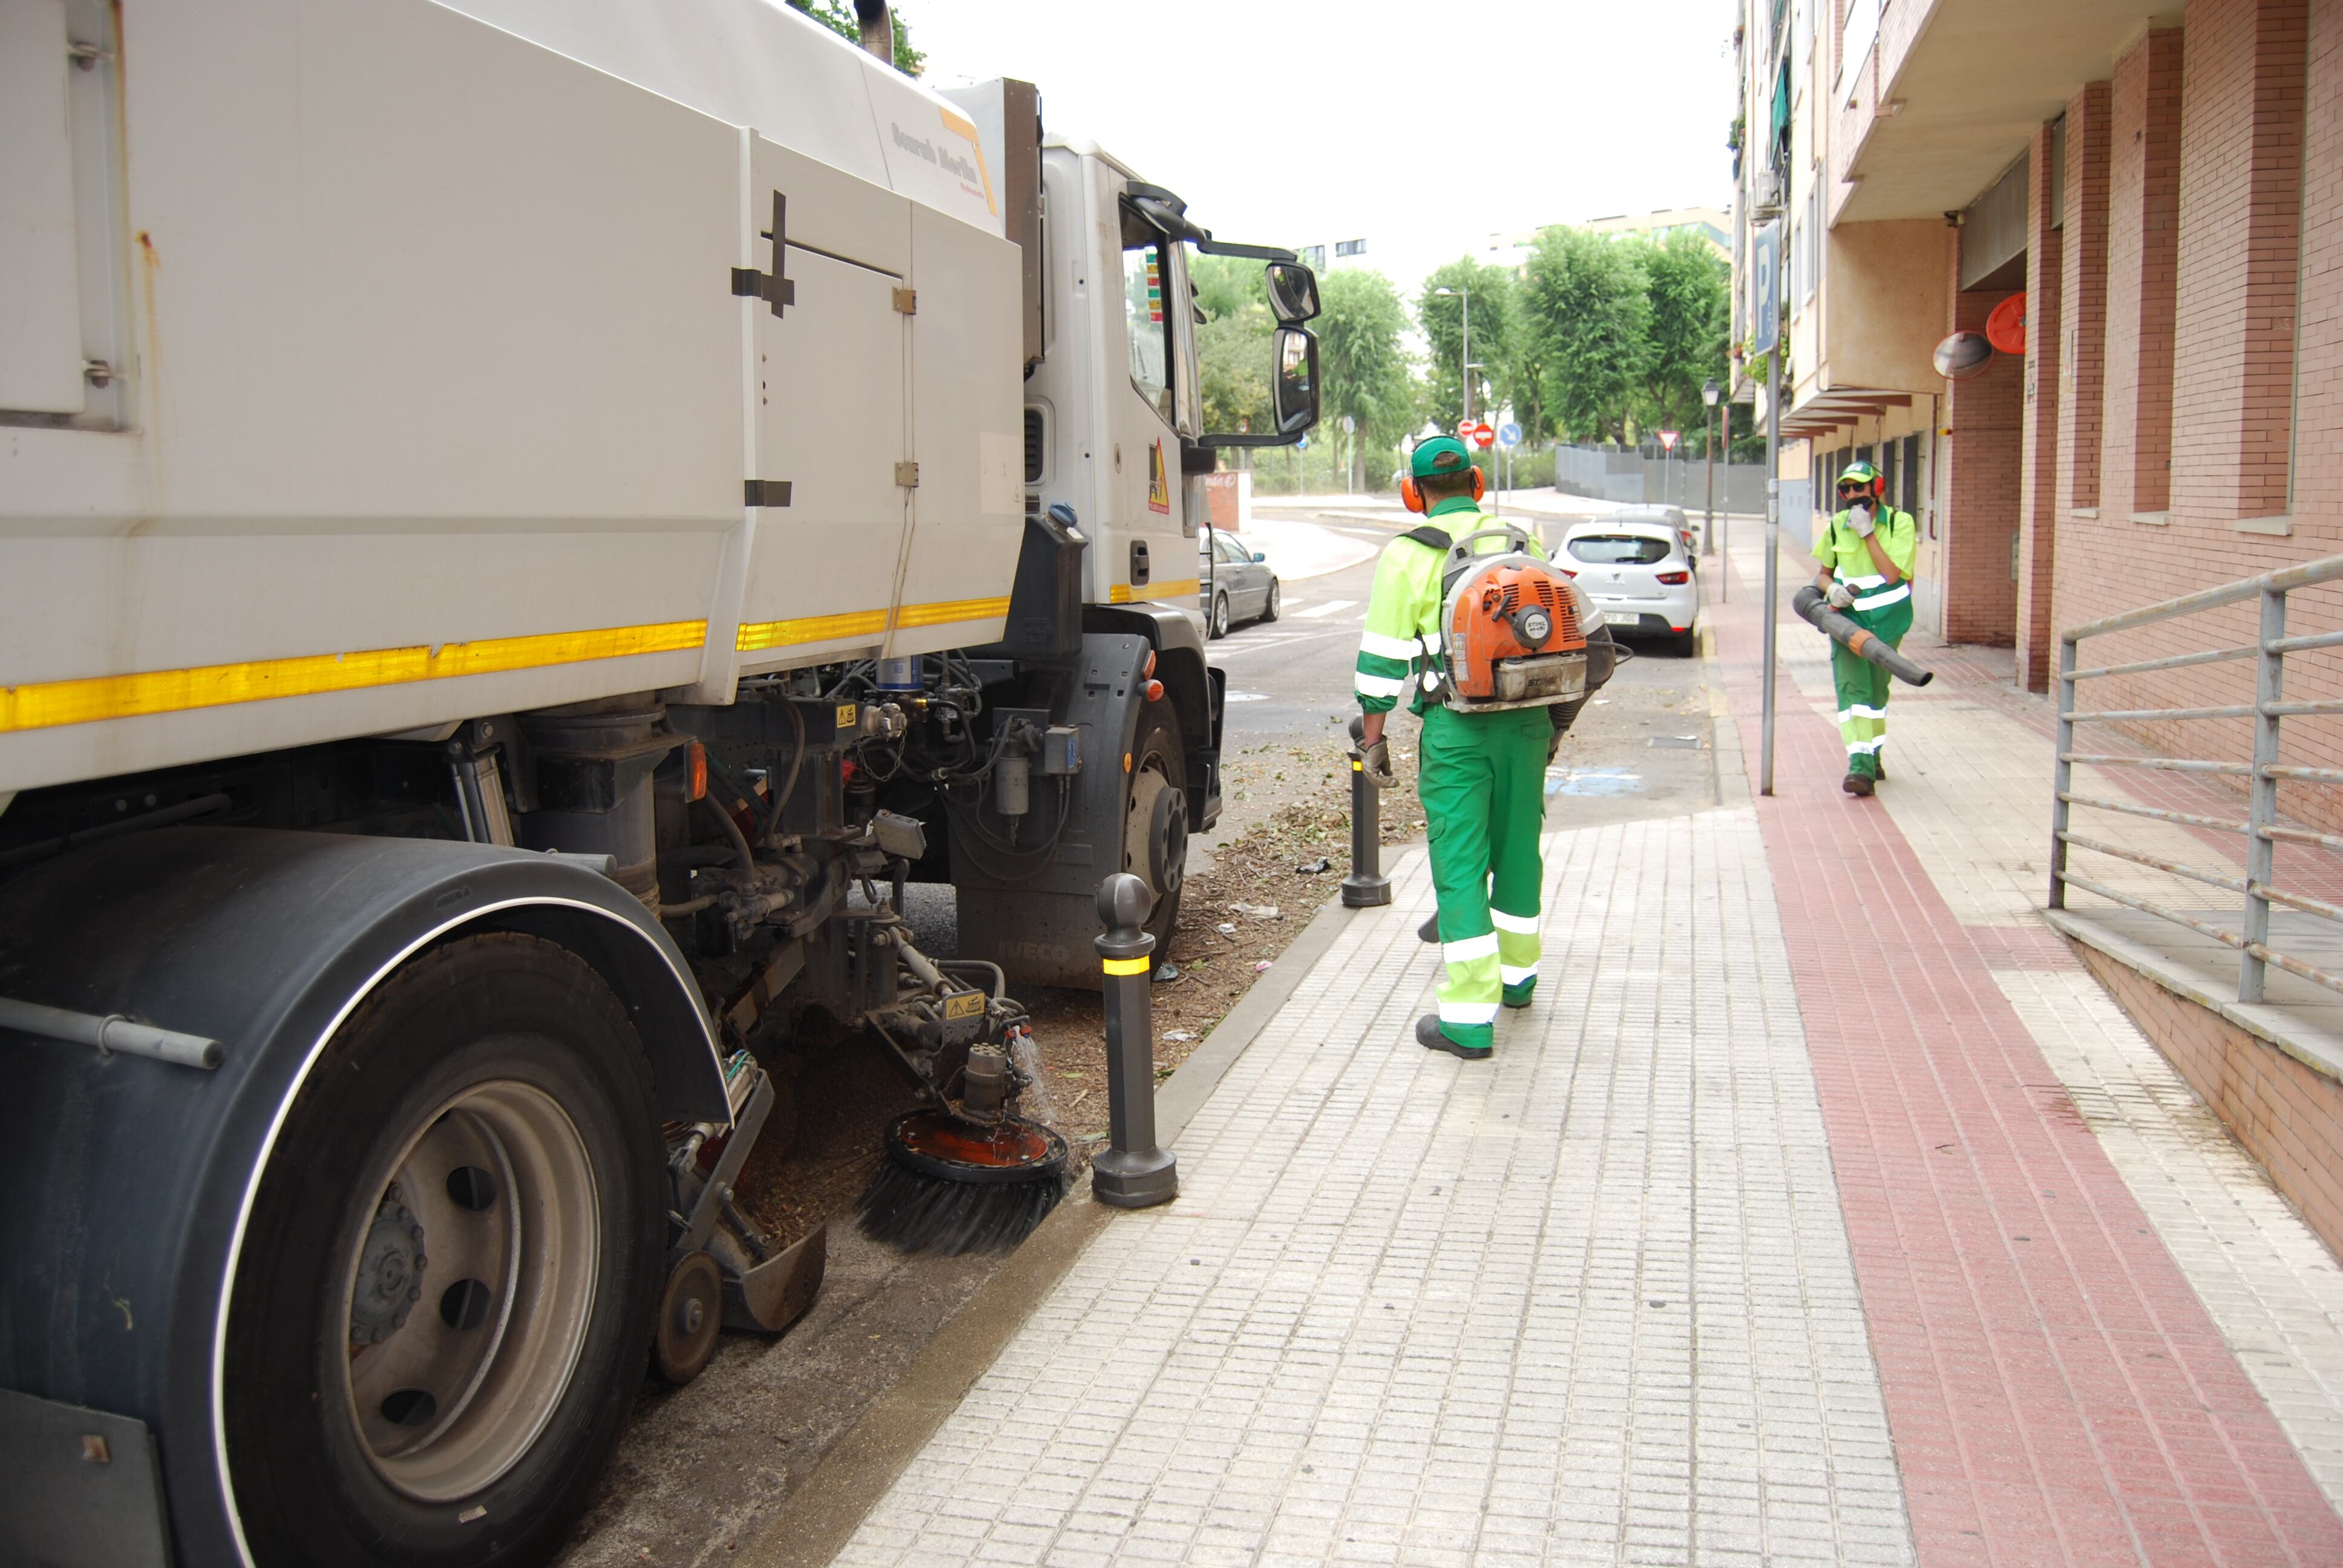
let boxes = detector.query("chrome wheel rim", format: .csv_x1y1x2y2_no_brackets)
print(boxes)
338,1078,600,1502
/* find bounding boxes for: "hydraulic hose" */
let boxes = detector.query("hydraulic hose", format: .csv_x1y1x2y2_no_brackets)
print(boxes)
1791,585,1935,687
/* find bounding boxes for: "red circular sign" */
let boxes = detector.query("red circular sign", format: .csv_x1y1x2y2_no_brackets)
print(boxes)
1472,422,1495,449
1456,419,1476,440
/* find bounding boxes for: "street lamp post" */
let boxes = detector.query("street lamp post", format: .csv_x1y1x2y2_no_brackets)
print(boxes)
1702,379,1720,561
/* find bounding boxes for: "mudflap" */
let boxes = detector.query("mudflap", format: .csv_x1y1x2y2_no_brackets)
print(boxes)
721,1225,827,1334
0,1388,172,1568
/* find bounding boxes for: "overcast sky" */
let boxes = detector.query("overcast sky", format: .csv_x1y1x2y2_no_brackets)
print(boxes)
909,0,1740,300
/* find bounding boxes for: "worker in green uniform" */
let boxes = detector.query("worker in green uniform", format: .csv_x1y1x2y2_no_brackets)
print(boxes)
1814,460,1918,797
1354,437,1549,1060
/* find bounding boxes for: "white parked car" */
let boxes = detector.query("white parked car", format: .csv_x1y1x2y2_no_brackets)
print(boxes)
1554,517,1701,656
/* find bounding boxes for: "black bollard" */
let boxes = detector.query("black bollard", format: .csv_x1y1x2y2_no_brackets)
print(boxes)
1342,717,1393,909
1092,873,1178,1209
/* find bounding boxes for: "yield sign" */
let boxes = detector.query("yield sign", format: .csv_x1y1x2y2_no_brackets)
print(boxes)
1658,430,1680,452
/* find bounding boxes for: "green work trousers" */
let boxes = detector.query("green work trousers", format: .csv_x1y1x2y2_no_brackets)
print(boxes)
1418,704,1550,1050
1831,594,1915,779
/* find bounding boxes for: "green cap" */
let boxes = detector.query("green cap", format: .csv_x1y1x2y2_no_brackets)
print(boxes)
1836,460,1881,486
1411,437,1475,480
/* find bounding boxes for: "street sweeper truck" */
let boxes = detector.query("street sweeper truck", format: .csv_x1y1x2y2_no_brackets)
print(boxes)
0,2,1319,1563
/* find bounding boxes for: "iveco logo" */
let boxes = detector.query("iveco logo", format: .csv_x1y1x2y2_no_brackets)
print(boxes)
1001,941,1070,963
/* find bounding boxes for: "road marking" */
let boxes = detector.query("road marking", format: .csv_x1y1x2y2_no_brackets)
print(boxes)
1293,599,1357,619
1208,629,1354,660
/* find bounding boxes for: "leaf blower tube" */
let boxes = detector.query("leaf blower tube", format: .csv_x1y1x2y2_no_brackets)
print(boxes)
1791,585,1935,687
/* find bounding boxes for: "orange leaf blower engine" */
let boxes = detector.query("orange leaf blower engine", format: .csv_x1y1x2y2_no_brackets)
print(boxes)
1415,524,1607,713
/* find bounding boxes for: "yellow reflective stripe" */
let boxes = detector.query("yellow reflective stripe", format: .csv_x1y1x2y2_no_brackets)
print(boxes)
1101,956,1150,976
0,619,707,735
739,592,1018,653
737,609,890,653
1107,582,1198,606
894,595,1012,630
1351,759,1364,772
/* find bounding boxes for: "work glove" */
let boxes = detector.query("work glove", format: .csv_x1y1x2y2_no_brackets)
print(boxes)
1847,503,1876,539
1349,715,1397,789
1826,581,1855,610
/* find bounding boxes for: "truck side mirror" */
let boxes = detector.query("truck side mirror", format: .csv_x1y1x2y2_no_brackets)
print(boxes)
1273,327,1319,436
1267,263,1319,324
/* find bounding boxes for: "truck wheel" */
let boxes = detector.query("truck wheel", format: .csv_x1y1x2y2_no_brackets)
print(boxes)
223,932,664,1568
1124,703,1186,957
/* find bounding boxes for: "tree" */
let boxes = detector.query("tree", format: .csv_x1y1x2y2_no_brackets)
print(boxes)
1417,258,1516,433
787,0,925,75
1519,227,1650,446
1636,230,1731,451
1315,270,1415,491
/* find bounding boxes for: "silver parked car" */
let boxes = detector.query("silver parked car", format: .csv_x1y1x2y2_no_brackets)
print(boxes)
1554,517,1701,656
1199,528,1280,639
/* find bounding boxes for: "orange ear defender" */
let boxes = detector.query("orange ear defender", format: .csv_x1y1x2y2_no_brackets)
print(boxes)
1401,468,1484,513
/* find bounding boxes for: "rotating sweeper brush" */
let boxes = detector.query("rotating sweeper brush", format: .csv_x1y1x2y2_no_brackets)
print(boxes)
856,996,1069,1255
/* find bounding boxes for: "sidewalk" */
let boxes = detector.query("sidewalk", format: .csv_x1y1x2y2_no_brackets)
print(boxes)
804,541,2343,1567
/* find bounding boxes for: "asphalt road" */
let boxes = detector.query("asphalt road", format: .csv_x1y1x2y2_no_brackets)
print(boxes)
1212,501,1722,835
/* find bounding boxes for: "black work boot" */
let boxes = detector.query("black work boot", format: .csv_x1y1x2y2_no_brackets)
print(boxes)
1842,771,1875,797
1418,913,1440,944
1416,1014,1492,1060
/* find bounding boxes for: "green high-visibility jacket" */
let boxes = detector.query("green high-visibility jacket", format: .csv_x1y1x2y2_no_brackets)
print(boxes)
1815,506,1918,612
1354,498,1548,717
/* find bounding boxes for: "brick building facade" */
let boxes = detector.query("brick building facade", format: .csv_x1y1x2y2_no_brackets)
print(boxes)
1735,0,2343,818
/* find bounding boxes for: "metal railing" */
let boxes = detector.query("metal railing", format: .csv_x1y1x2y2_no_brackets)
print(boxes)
2052,552,2343,1004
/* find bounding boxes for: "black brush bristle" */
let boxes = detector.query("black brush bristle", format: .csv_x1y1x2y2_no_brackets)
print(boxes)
856,1160,1065,1255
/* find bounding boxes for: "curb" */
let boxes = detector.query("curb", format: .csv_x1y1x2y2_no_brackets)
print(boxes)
733,858,1414,1568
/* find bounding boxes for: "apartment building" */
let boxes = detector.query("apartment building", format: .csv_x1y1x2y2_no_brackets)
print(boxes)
1732,0,2336,706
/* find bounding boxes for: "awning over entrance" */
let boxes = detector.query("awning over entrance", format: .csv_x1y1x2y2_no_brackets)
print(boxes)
1778,387,1914,442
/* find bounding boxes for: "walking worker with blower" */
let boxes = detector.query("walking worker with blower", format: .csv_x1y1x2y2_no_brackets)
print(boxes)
1814,459,1918,797
1352,437,1550,1062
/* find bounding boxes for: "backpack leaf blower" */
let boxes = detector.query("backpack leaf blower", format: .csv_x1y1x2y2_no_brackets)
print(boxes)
1792,584,1935,687
1403,523,1614,713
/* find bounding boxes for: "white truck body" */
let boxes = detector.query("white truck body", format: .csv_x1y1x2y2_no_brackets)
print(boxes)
1,0,1038,794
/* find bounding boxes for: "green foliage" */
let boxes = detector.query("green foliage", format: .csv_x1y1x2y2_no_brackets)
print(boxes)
1416,259,1516,434
1191,253,1274,438
786,0,925,74
1314,270,1415,482
1520,227,1649,445
1191,258,1413,488
1639,230,1731,446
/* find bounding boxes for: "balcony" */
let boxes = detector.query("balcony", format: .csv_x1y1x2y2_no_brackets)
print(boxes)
1837,0,2169,221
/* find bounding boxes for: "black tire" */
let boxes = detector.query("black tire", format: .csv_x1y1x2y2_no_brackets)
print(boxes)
1261,579,1281,623
1124,702,1186,959
1211,593,1230,640
1672,625,1700,658
224,932,665,1568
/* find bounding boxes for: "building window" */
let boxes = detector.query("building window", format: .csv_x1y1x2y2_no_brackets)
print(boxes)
1334,239,1366,258
1299,244,1325,271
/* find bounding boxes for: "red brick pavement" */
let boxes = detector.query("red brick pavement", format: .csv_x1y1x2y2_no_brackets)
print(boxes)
1712,553,2343,1565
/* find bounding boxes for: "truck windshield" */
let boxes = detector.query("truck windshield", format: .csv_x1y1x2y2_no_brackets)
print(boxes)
1121,211,1175,426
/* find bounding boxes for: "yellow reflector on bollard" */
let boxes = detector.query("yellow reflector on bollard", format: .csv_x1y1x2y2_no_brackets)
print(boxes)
1101,956,1150,976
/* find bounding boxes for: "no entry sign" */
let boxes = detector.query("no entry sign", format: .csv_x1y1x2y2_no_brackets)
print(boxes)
1471,422,1495,449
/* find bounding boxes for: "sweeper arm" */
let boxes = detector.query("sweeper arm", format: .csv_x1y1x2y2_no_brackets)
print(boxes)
1791,586,1936,687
